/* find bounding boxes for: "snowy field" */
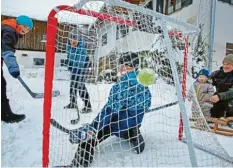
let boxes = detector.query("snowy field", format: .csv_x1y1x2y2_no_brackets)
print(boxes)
1,63,233,167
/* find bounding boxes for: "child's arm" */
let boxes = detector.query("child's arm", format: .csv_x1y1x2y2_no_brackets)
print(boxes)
202,84,215,102
91,83,126,130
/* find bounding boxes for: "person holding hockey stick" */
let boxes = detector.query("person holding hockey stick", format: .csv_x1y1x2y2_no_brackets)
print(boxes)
51,52,152,167
64,28,92,113
1,15,33,123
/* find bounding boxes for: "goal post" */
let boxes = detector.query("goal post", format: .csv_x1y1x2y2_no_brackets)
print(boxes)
43,0,233,167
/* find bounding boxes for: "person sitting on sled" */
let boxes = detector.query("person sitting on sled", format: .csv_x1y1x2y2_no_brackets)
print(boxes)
193,69,215,118
69,52,152,167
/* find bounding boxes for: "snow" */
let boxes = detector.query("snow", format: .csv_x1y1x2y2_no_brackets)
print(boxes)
1,0,104,24
1,52,233,167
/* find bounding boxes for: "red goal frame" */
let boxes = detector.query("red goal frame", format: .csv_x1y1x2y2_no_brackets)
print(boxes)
43,5,188,167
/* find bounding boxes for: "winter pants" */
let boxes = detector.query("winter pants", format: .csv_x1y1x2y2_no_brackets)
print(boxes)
70,74,91,108
71,123,142,167
210,101,233,118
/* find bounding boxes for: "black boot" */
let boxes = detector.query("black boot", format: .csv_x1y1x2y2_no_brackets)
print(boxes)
64,102,78,109
64,97,78,109
81,106,92,113
81,101,92,113
129,127,145,154
1,101,26,123
71,139,96,167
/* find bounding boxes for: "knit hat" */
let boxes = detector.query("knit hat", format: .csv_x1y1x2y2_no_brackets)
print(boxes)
223,54,233,65
16,15,33,29
198,69,209,77
68,28,81,41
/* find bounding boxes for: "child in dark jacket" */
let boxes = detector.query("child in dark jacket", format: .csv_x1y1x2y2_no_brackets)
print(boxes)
64,28,92,113
1,15,33,123
209,54,233,118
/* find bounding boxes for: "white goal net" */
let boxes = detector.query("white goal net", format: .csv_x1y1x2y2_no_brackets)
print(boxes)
43,0,233,167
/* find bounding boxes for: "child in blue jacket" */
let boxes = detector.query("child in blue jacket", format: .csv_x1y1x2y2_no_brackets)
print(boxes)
64,28,92,113
70,52,152,167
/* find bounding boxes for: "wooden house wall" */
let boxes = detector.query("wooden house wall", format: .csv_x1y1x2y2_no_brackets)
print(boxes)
1,15,47,51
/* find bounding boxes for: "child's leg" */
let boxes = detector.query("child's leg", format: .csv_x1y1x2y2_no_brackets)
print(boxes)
66,74,79,108
123,126,145,154
210,101,226,118
77,82,92,110
71,125,111,167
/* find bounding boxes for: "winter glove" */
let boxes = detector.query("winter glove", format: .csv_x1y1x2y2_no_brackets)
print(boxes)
10,71,20,78
69,124,96,144
2,51,20,78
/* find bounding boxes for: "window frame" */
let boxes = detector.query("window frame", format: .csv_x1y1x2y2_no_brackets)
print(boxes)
165,0,193,15
33,58,45,66
218,0,233,5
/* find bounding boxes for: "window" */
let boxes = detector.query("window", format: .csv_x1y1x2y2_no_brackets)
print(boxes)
226,43,233,55
218,0,233,4
41,34,46,43
60,59,68,66
166,0,193,15
156,0,164,14
116,25,129,40
33,58,45,66
102,33,107,46
21,53,28,57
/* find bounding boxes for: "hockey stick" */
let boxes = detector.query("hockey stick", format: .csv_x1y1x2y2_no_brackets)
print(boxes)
17,76,60,99
51,101,179,132
146,101,179,114
50,119,71,133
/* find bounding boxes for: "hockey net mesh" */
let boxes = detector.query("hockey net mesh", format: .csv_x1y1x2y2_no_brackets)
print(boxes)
45,0,233,167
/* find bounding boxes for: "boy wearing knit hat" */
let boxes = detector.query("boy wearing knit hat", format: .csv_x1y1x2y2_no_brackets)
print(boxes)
209,54,233,118
1,15,33,123
64,28,92,114
192,69,215,118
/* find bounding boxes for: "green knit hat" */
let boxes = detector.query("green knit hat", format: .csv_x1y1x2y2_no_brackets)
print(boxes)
223,54,233,65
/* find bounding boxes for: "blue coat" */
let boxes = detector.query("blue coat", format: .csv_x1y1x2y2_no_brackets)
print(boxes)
1,19,20,74
66,38,89,78
91,71,152,138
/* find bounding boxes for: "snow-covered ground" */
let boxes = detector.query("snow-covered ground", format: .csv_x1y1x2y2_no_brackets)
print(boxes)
1,63,233,167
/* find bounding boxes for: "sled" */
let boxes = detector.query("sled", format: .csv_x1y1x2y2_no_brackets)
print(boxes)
190,117,233,137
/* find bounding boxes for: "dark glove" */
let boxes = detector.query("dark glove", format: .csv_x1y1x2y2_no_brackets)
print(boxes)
10,71,20,78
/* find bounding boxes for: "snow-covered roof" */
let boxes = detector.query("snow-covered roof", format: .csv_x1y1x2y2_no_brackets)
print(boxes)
1,0,104,25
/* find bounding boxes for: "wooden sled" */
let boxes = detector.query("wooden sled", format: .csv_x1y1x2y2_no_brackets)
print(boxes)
209,119,233,137
190,117,233,137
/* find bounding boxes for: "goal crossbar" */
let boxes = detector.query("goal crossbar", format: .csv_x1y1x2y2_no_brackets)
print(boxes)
43,2,201,167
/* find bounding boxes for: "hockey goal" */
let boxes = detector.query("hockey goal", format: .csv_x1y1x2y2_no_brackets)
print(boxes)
43,0,233,167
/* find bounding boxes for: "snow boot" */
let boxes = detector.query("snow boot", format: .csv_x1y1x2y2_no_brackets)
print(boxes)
1,101,26,123
128,127,145,154
81,101,92,113
71,138,96,167
64,103,78,109
81,106,92,113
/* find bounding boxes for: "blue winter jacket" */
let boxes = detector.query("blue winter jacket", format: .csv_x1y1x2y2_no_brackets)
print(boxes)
66,38,89,77
91,71,152,138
